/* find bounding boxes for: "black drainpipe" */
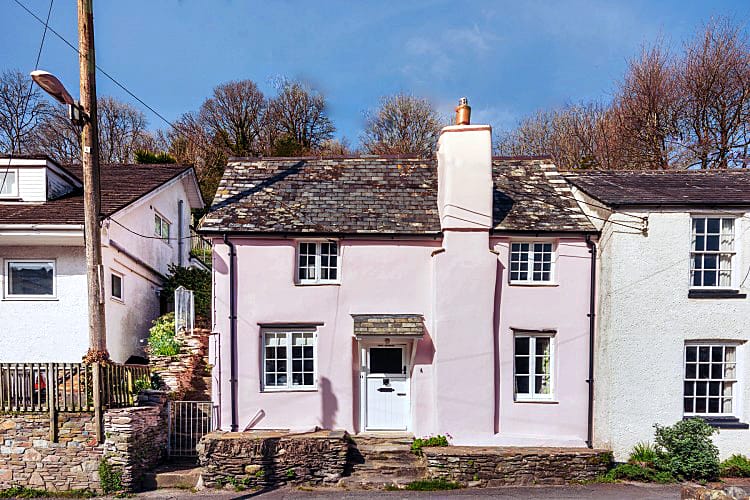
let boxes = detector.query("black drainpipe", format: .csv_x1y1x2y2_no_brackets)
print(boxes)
585,234,597,448
224,234,239,432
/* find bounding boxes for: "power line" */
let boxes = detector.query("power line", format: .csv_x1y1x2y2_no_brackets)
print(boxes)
0,0,54,196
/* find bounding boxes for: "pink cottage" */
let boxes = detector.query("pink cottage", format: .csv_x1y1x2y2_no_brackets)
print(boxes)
199,116,597,447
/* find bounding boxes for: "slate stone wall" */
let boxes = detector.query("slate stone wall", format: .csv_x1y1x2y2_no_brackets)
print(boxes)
198,430,350,489
423,446,612,486
0,390,168,493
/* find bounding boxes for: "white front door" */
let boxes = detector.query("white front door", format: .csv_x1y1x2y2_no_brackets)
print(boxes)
365,346,409,431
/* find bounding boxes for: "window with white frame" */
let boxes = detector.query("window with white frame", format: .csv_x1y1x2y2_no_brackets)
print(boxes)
111,272,123,301
514,333,554,400
0,170,18,198
691,217,734,288
5,260,55,297
154,212,171,243
297,241,339,284
509,242,554,283
684,343,737,416
262,330,317,390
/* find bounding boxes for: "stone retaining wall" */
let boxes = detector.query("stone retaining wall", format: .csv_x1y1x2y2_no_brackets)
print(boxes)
198,430,350,489
0,390,168,493
423,446,612,486
150,327,210,399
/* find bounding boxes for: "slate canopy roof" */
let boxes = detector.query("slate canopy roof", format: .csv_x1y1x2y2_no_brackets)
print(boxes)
199,156,596,235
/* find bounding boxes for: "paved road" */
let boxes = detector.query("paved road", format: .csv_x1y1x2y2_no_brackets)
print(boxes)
131,483,681,499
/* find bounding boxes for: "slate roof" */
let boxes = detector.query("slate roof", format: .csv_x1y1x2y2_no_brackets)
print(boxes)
564,170,750,208
352,314,425,338
0,162,195,225
199,156,596,234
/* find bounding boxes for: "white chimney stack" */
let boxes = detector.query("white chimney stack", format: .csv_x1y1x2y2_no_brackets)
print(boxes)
436,98,493,231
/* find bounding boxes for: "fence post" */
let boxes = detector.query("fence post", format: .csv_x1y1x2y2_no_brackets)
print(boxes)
47,363,57,442
93,362,103,443
166,400,172,458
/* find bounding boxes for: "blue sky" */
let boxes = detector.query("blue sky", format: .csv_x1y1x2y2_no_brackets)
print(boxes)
2,0,748,147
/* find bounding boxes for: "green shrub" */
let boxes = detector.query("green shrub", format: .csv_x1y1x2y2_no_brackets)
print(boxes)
134,149,177,164
628,441,659,467
411,435,450,456
721,454,750,477
403,479,460,491
162,265,211,319
0,487,94,498
653,418,720,481
98,458,123,494
604,463,675,483
147,313,181,357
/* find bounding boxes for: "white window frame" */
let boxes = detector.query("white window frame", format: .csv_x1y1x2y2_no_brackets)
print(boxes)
684,341,740,418
0,169,19,198
4,259,57,300
110,271,124,303
508,240,556,285
261,329,318,392
513,332,555,402
154,211,171,244
296,240,340,285
690,216,735,289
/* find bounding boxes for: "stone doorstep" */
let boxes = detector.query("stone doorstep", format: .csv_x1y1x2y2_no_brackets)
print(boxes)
141,465,203,490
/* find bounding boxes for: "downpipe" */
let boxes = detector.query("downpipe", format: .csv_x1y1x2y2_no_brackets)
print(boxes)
585,234,597,449
224,234,239,432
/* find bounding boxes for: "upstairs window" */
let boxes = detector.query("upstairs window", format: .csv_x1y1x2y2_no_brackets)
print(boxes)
684,343,737,416
154,212,171,243
691,217,734,288
5,260,55,298
509,242,554,284
297,241,339,284
0,170,18,198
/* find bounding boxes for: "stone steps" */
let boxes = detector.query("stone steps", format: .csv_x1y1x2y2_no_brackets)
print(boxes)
141,464,202,490
340,435,426,489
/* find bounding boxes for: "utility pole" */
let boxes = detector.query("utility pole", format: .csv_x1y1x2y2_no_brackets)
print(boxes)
78,0,108,443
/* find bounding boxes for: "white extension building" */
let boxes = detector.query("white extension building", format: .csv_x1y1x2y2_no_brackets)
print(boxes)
0,155,203,364
566,169,750,460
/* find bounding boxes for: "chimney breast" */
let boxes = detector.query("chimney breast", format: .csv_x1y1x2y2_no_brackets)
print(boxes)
455,97,471,125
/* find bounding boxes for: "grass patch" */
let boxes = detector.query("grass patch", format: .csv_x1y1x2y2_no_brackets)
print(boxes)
0,487,95,498
403,479,461,491
411,435,449,456
603,463,675,484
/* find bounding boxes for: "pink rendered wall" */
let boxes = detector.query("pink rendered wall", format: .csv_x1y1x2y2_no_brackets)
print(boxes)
492,237,591,446
211,237,440,435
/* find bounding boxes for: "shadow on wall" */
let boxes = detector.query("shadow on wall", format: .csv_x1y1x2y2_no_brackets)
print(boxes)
493,257,505,435
413,329,435,365
320,377,338,430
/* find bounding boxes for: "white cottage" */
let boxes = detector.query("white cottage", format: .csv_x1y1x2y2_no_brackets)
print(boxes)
0,155,203,363
566,170,750,460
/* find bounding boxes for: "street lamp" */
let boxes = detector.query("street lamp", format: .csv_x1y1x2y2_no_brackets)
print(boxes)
30,70,87,125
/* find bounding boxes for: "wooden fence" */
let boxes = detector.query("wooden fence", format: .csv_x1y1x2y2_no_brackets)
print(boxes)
0,362,149,413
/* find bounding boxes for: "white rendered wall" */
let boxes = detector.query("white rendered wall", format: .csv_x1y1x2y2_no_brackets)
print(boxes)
593,210,750,460
0,246,88,362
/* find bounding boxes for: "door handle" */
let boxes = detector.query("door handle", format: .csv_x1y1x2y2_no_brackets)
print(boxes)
397,393,406,396
377,387,395,393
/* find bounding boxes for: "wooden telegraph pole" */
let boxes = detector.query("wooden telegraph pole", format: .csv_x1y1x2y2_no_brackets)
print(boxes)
78,0,108,443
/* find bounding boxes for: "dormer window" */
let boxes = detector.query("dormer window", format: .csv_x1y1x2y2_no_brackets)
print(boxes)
0,170,18,199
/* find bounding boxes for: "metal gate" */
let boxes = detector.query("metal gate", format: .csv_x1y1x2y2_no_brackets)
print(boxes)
167,401,215,458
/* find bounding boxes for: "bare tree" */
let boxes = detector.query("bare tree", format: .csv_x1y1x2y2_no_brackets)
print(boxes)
0,69,50,154
679,18,750,168
315,137,353,156
614,44,682,169
98,96,149,164
198,80,266,157
361,94,442,157
266,79,335,155
30,104,81,164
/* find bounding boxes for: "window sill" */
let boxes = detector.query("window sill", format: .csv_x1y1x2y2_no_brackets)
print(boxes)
295,282,341,287
508,282,559,287
2,296,58,301
261,387,318,393
110,297,125,304
688,289,746,299
684,416,749,429
514,398,558,404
